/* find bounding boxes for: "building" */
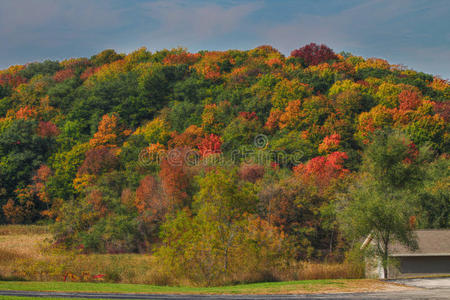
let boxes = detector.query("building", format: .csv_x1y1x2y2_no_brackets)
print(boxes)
364,230,450,279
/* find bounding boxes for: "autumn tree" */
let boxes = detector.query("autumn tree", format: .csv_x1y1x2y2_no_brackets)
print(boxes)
159,151,191,209
0,119,53,222
291,43,338,66
157,168,288,284
90,114,128,148
239,163,265,183
197,134,222,157
339,129,431,278
134,175,168,244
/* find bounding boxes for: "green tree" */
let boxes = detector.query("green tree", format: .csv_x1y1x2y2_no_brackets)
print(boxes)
339,129,431,278
417,156,449,228
0,119,54,221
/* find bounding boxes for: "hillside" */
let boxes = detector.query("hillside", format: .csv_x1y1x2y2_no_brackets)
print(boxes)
0,43,448,284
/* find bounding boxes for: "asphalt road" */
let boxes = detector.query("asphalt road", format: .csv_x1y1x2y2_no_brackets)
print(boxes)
0,278,449,299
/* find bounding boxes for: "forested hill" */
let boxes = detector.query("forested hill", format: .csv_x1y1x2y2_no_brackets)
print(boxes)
0,44,448,257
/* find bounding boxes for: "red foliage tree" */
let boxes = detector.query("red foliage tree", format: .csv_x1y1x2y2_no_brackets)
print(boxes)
197,134,222,157
403,142,419,164
80,66,100,80
162,52,200,65
78,146,119,176
0,73,27,88
398,90,422,111
15,106,37,120
239,164,265,183
159,153,190,209
135,175,168,222
433,101,450,122
318,134,341,154
291,43,338,66
293,151,349,188
32,164,52,206
238,111,258,121
37,121,60,137
53,68,75,82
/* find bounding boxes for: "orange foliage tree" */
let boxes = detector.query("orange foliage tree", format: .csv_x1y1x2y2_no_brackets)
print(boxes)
89,114,129,148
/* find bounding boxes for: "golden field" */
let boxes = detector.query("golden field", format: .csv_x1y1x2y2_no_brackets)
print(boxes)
0,225,363,285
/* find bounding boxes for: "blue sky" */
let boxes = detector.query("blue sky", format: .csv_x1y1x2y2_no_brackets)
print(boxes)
1,0,449,78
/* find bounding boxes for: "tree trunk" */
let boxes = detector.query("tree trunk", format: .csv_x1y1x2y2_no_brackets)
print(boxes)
382,237,390,279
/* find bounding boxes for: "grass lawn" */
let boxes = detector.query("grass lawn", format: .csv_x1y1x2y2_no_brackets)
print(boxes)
0,279,403,295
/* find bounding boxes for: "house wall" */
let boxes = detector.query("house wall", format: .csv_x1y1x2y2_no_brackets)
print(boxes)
365,256,385,279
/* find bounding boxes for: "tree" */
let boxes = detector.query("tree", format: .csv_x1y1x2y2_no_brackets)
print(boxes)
417,156,449,228
0,119,53,221
77,146,119,176
293,151,349,189
159,152,191,209
222,114,261,151
318,134,341,154
168,125,204,149
37,121,60,138
239,163,265,183
134,175,168,243
291,43,338,66
197,134,222,157
133,117,171,145
156,168,288,285
90,49,124,67
89,114,128,148
339,129,431,278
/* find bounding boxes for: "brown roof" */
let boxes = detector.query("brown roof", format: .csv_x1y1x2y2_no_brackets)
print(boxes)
390,230,450,257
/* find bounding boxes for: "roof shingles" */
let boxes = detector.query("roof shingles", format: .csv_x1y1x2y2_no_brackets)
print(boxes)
390,230,450,256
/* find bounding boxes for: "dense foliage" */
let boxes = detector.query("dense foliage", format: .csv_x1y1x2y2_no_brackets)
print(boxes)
0,43,448,283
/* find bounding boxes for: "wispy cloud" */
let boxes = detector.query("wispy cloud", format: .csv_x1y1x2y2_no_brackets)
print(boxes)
137,0,262,46
256,0,450,78
262,0,437,52
0,0,129,63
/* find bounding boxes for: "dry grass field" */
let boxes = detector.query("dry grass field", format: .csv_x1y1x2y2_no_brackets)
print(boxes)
0,225,364,286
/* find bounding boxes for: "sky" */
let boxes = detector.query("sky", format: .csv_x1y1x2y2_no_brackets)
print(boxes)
1,0,449,79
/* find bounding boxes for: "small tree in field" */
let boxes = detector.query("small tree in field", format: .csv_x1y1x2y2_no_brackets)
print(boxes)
156,168,289,285
339,129,431,278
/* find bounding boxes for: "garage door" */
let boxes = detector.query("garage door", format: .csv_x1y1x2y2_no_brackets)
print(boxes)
399,256,450,274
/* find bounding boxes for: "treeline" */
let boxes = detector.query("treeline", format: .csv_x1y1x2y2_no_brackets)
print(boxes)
0,43,448,284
